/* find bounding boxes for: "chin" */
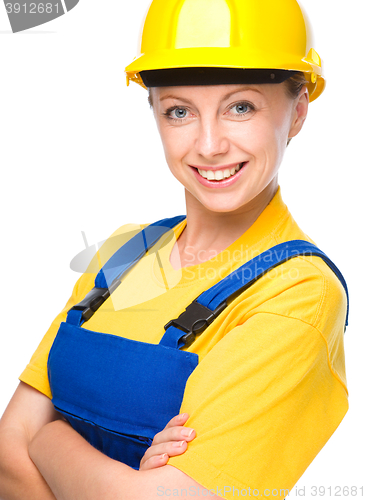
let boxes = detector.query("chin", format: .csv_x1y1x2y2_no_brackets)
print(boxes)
196,196,252,214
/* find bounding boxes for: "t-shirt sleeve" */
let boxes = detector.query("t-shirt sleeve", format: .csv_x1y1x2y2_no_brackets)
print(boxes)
19,271,96,398
167,303,348,498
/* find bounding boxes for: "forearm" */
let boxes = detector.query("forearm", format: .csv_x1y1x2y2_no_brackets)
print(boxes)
29,420,214,500
0,427,56,500
29,420,146,500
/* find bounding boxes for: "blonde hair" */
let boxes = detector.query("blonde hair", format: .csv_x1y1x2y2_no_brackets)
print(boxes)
284,72,308,146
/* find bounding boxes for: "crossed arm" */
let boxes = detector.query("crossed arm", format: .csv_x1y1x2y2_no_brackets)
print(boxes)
0,382,218,500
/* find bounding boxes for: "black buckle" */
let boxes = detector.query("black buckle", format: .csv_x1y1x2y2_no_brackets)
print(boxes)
164,300,227,347
70,280,120,322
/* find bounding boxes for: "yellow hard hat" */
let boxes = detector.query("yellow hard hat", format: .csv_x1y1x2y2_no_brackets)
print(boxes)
125,0,325,102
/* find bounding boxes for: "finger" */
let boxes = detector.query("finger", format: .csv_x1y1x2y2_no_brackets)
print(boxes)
164,413,190,429
151,425,196,446
150,413,192,446
140,452,169,471
140,441,188,470
143,440,188,462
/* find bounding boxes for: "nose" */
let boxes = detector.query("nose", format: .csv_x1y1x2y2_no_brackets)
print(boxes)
194,117,230,159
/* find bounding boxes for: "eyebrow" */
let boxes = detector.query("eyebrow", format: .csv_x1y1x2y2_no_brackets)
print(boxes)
159,86,264,103
159,94,192,104
222,86,263,101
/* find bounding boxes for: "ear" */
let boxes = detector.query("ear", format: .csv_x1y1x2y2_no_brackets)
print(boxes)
288,86,309,140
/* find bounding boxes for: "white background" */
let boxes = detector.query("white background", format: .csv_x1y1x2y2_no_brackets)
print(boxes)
0,0,365,496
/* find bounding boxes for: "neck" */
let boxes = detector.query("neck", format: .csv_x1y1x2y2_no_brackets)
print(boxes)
171,179,278,269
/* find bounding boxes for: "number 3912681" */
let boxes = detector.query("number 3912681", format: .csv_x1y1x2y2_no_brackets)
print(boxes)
5,3,60,14
311,486,364,496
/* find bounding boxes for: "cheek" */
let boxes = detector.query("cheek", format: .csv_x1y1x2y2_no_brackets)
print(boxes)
229,119,279,158
160,125,193,164
273,103,293,143
254,111,290,155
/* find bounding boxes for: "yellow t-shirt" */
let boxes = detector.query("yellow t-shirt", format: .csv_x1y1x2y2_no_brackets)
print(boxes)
19,188,348,499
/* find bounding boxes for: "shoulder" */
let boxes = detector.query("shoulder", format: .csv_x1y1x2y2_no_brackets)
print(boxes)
79,222,146,274
246,250,347,332
251,195,347,333
69,222,147,302
239,249,348,390
280,252,347,334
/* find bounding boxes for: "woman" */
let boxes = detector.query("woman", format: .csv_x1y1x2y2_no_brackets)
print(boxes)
0,0,348,498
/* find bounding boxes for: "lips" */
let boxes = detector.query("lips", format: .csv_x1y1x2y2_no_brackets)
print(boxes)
196,162,245,181
190,162,248,188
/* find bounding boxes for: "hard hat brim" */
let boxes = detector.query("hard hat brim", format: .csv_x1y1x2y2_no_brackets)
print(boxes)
125,47,325,102
140,68,299,87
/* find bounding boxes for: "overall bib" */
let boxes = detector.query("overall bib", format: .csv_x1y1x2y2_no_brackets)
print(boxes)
47,216,349,470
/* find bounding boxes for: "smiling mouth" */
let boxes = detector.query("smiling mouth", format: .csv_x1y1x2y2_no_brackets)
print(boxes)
195,162,246,181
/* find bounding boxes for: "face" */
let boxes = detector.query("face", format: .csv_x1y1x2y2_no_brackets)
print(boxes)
151,82,308,215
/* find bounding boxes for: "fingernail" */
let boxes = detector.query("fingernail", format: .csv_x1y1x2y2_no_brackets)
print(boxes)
173,440,185,447
180,413,188,419
161,453,168,459
181,428,194,438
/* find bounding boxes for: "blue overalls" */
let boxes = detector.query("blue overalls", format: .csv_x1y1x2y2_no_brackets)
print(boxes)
47,216,349,470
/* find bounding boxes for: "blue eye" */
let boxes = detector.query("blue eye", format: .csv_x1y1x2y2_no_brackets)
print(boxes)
173,108,187,119
228,102,255,117
164,107,189,121
235,104,249,113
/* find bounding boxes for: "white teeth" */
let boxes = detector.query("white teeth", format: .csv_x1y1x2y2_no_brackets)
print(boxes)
197,163,244,181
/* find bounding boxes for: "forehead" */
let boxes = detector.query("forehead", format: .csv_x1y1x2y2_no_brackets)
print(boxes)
151,83,287,104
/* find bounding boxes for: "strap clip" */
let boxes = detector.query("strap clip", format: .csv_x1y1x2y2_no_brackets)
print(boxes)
70,280,120,322
164,300,227,347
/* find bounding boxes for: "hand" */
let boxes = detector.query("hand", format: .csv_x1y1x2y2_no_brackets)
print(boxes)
139,413,196,471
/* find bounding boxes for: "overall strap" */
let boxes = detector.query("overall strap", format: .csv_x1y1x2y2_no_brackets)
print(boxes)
160,240,349,349
66,215,186,326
